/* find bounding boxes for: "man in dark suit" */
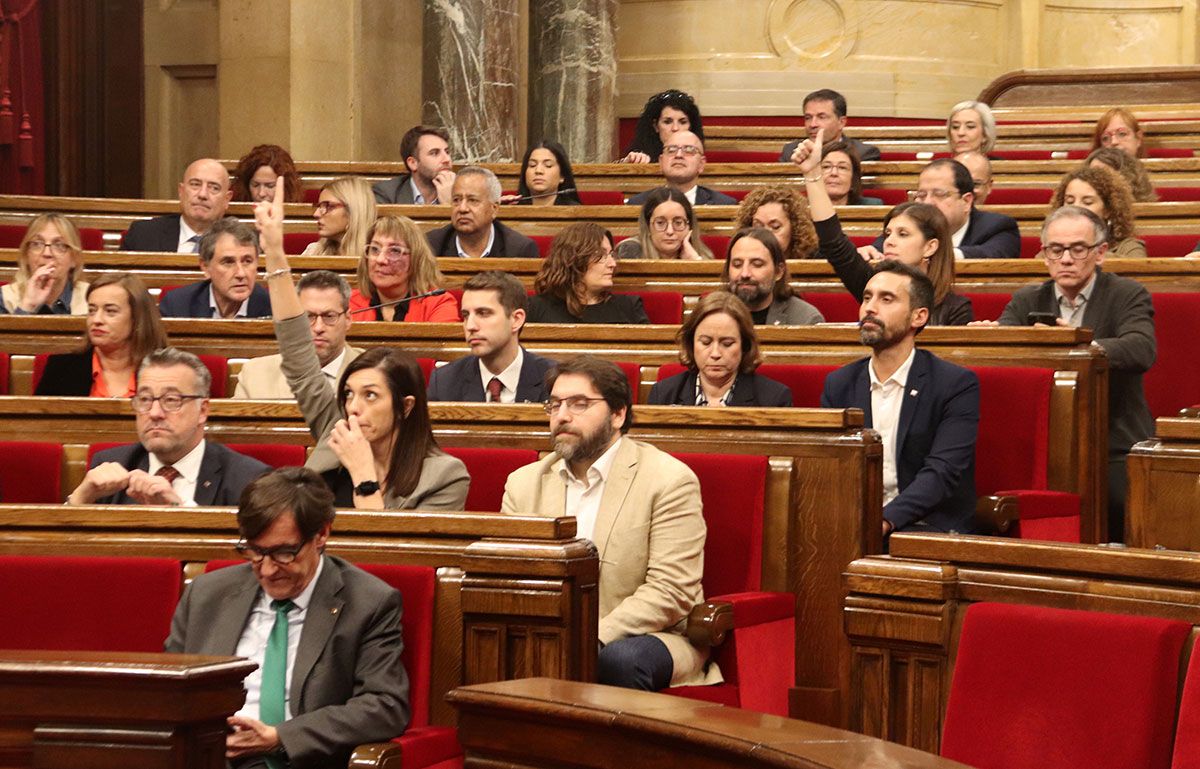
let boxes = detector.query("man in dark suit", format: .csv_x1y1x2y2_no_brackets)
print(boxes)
862,159,1020,260
158,217,271,318
981,206,1156,541
779,89,881,163
425,167,540,258
121,157,233,252
822,261,979,536
66,348,269,506
372,125,455,205
428,270,554,402
627,131,737,206
165,466,409,768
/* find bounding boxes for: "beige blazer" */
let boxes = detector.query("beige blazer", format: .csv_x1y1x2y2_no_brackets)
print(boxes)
233,346,364,399
1,280,90,314
501,437,720,687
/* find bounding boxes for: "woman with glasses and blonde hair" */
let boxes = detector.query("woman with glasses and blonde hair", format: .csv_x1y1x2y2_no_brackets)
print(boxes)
1,214,89,315
1049,165,1146,259
615,187,712,261
1090,108,1145,159
303,176,377,256
348,215,459,322
527,222,649,324
946,101,997,155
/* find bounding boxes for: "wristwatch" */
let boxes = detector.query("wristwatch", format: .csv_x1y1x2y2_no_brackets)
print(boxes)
353,480,381,497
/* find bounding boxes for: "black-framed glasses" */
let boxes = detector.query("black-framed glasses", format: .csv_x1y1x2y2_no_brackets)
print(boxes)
543,396,607,415
27,240,71,256
235,539,311,565
1041,241,1105,261
131,393,205,413
306,310,346,326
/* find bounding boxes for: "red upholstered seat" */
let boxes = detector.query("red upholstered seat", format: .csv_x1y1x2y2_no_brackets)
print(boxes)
862,188,908,205
849,234,875,248
615,361,642,404
984,187,1054,205
701,234,731,259
657,362,837,408
0,351,8,394
442,446,538,512
226,443,306,468
417,357,435,386
303,188,321,204
941,602,1189,769
0,225,105,250
990,150,1056,160
799,291,861,322
962,292,1012,322
1145,294,1200,418
619,291,683,324
529,234,553,256
0,555,181,652
703,150,779,163
1144,234,1200,257
31,352,229,397
577,190,625,206
283,231,319,254
1171,643,1200,769
1019,235,1042,258
0,441,63,503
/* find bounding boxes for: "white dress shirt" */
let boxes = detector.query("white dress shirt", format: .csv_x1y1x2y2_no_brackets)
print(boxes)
147,438,207,507
177,220,201,253
557,436,623,542
234,556,325,722
455,225,496,258
478,347,524,403
682,185,698,205
869,348,917,505
951,218,970,259
207,285,250,319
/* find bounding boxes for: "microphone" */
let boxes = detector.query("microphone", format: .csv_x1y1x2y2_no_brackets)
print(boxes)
500,187,577,204
350,288,449,316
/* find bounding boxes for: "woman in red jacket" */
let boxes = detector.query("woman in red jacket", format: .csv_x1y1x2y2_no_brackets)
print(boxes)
348,215,459,322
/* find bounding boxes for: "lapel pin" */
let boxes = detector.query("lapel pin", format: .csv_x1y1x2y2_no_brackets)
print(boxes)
202,480,212,487
331,608,339,615
910,389,919,397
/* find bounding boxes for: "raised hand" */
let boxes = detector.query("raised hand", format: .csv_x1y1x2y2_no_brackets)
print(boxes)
790,127,825,176
253,174,286,258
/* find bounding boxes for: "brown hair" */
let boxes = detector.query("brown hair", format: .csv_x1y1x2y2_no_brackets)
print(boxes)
400,125,450,163
16,213,84,297
231,144,303,203
722,227,794,303
881,202,956,307
821,140,868,205
1085,147,1157,202
463,270,528,316
84,274,167,365
633,187,712,259
238,466,334,541
676,290,761,375
1090,108,1145,158
734,185,818,260
357,215,443,298
534,222,614,318
546,355,633,433
1049,164,1138,244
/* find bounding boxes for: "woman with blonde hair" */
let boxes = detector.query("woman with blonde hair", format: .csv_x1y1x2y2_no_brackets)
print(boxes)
348,215,459,321
946,100,997,155
1049,165,1146,259
527,222,649,323
1085,146,1157,202
614,187,712,260
2,213,89,315
303,176,376,257
734,185,819,260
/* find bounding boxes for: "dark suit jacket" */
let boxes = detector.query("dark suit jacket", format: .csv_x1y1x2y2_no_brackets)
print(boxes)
998,269,1155,455
157,280,272,319
426,347,555,403
525,293,650,324
35,350,93,396
372,174,418,204
647,370,793,407
780,135,881,162
821,349,979,532
89,441,270,505
426,221,540,258
627,185,737,206
165,555,410,769
871,207,1021,260
121,215,184,252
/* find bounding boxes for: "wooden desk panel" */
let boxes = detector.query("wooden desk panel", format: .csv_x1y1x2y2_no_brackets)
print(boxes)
1128,415,1200,551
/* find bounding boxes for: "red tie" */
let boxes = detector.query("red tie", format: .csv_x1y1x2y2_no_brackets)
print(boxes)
156,465,180,484
486,377,503,403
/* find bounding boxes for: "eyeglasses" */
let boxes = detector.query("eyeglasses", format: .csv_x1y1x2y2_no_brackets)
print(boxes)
662,144,703,157
28,240,71,256
1041,241,1105,261
543,396,607,415
131,393,205,413
972,178,991,189
821,163,852,175
366,244,412,261
651,216,689,232
314,201,346,215
1101,128,1133,145
907,189,961,202
235,539,310,565
306,310,345,325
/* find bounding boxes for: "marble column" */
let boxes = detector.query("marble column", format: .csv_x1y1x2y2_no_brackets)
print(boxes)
423,0,521,163
529,0,617,163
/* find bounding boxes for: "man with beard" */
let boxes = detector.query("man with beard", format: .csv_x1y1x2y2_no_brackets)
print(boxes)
821,261,979,537
723,227,823,325
500,355,720,692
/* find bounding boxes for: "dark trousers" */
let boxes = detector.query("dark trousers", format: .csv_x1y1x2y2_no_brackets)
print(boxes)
1109,453,1129,544
598,635,674,690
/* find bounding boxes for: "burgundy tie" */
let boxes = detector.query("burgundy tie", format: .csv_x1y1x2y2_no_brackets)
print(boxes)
486,377,503,403
156,465,181,484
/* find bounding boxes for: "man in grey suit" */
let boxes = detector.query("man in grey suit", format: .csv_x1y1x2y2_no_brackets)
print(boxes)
975,205,1156,541
372,125,455,205
778,89,881,163
165,466,409,768
66,348,269,506
626,131,737,206
723,228,824,325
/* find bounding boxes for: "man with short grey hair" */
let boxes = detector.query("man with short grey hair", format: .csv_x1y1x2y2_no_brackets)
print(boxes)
159,217,271,318
425,166,540,258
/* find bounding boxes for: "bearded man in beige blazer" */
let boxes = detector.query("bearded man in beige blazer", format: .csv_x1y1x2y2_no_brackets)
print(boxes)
235,270,363,399
501,355,720,690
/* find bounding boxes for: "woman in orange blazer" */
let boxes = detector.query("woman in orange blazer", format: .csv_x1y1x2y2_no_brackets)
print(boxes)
348,215,460,322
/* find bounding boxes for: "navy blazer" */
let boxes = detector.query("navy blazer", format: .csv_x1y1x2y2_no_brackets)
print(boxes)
627,185,738,206
821,349,979,532
647,370,793,407
121,214,184,252
426,348,555,403
426,221,540,258
158,280,272,319
89,441,270,505
871,207,1021,260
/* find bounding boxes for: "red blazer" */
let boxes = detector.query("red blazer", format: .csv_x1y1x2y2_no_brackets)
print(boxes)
349,289,460,322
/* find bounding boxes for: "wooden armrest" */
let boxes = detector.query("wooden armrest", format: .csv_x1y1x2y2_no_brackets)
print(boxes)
685,600,733,647
975,494,1019,535
349,742,403,769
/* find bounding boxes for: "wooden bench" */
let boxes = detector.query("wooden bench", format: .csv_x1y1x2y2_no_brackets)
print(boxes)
1128,414,1200,551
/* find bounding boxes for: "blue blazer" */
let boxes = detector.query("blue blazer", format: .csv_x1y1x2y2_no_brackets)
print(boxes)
90,441,270,506
821,349,979,533
871,207,1021,260
158,280,272,319
426,348,555,403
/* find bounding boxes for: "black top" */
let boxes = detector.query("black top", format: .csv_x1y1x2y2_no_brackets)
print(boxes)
525,293,650,324
35,350,93,396
647,370,793,407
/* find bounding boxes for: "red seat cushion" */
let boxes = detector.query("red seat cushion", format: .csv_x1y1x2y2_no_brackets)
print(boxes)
862,188,908,205
620,291,683,324
755,364,840,407
442,447,538,512
417,358,435,386
799,291,860,322
942,602,1189,769
283,232,319,254
226,443,306,468
0,555,181,652
1153,188,1200,203
1142,233,1199,257
0,441,63,503
1145,294,1200,418
0,351,8,394
962,292,1011,322
615,361,642,404
383,725,463,769
577,190,624,206
969,367,1052,495
1172,643,1200,769
701,234,731,259
1019,235,1042,259
357,564,437,728
528,235,552,257
984,188,1053,205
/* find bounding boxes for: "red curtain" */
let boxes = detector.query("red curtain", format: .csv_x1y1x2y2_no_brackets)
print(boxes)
0,0,43,194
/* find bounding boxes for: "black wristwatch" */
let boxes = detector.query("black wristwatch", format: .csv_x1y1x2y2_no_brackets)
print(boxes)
353,480,381,497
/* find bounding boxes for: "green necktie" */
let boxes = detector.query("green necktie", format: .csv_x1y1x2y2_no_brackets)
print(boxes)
259,599,295,727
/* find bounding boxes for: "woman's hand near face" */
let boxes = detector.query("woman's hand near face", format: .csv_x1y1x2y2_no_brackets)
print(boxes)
329,415,376,480
619,151,651,164
20,263,58,312
680,234,703,261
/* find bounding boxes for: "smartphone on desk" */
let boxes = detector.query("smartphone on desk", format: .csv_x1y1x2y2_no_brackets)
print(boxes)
1026,311,1059,326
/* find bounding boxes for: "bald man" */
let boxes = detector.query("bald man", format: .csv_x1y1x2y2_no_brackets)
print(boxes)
122,158,234,252
627,131,737,206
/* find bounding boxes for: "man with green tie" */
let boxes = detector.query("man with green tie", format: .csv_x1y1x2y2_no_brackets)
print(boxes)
165,466,409,768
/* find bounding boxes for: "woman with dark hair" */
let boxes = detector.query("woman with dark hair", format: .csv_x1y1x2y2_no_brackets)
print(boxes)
255,184,469,510
1049,165,1146,258
1,213,89,315
647,290,791,407
527,222,649,324
1085,146,1157,202
793,130,972,325
614,187,712,260
733,186,819,260
36,273,168,396
514,140,581,205
619,89,704,164
819,140,882,206
232,144,304,203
